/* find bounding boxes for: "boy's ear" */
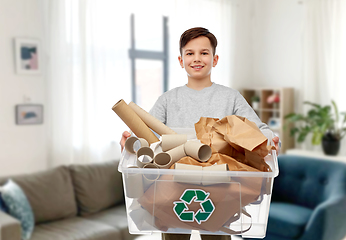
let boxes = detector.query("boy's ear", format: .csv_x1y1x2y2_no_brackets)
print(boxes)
213,55,219,67
178,56,184,68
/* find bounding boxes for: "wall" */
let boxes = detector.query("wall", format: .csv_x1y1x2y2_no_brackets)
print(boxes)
0,0,47,176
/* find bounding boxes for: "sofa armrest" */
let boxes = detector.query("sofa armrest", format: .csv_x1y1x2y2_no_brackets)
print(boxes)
301,196,346,240
0,211,21,240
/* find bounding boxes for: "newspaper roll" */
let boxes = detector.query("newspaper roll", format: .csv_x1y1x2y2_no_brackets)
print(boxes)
128,101,176,135
136,147,154,168
124,166,144,198
112,99,159,144
142,163,160,192
166,144,187,165
184,140,212,162
153,152,172,169
174,163,203,184
125,136,149,154
202,164,230,185
161,134,187,152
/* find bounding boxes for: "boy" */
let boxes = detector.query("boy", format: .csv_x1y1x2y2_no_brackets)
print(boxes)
120,27,280,240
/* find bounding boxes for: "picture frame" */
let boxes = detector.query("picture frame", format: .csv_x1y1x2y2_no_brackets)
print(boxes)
15,104,43,125
14,38,41,74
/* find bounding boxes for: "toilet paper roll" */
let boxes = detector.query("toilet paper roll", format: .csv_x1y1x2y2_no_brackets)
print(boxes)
153,152,172,169
124,166,144,198
166,144,187,165
142,163,160,192
112,99,159,144
125,136,149,154
161,134,188,152
136,147,154,167
173,163,203,184
128,101,176,135
184,140,212,162
202,164,230,185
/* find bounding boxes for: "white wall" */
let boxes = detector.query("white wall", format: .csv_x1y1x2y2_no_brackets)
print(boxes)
0,0,47,176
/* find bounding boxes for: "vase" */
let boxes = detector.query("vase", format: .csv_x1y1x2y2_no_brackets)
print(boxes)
322,133,340,156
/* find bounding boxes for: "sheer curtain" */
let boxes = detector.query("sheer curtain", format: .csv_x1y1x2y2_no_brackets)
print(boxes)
43,0,236,166
302,0,346,153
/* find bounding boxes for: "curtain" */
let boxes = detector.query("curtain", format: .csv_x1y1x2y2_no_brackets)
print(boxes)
43,0,235,166
302,0,346,153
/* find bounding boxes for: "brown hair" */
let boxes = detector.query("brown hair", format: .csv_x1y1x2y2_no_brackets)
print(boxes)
179,27,218,56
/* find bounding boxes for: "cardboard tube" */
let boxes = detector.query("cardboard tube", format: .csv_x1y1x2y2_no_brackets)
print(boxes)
173,163,203,184
153,152,172,169
202,164,230,185
128,101,176,135
166,144,187,165
124,166,144,198
184,140,212,162
112,99,159,144
125,136,149,154
142,163,160,192
136,147,154,167
161,134,187,152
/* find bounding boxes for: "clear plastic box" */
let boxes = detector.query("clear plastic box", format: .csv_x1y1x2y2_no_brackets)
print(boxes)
118,128,279,238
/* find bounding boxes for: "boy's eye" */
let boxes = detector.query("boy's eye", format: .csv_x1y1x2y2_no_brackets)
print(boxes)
186,53,193,55
202,52,208,55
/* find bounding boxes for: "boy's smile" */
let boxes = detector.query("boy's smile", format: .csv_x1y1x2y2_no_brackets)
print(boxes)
178,36,219,86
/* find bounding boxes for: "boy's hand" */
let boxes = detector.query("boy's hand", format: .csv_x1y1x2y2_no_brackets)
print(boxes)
120,131,131,152
272,136,280,155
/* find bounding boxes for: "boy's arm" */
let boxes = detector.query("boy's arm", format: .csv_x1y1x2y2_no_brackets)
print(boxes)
149,95,167,124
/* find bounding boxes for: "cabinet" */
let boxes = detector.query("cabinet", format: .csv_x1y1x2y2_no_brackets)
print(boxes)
242,88,295,153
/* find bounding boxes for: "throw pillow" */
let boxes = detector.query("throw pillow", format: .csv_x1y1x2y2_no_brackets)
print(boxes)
0,192,8,212
0,179,35,240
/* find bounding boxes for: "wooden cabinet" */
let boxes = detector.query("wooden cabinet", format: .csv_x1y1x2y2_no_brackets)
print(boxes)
242,88,295,153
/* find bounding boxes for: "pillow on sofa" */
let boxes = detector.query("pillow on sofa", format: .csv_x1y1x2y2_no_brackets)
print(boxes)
69,160,124,216
0,179,34,240
0,192,8,212
11,166,78,224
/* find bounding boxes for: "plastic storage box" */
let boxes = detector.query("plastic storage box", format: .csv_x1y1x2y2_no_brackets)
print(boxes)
118,129,279,238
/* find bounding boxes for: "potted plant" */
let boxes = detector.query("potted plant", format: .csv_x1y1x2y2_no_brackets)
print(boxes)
285,100,346,155
251,95,260,110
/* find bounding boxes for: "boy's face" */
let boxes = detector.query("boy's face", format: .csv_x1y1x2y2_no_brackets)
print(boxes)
178,36,219,82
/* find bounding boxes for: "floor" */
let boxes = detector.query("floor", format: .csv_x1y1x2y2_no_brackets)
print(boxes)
135,233,242,240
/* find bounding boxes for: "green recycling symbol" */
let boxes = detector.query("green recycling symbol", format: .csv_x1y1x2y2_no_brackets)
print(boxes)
173,189,215,224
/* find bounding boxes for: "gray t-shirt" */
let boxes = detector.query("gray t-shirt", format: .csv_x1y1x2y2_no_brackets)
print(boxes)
149,83,270,132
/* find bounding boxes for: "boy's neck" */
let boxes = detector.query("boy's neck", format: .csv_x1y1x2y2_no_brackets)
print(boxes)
186,78,213,91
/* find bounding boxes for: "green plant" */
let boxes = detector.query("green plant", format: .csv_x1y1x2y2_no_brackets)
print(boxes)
285,100,346,145
251,95,260,102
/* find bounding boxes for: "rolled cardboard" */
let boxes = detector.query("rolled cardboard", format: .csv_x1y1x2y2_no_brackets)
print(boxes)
166,144,187,165
128,101,176,135
124,166,144,198
153,152,172,169
112,99,159,144
136,147,154,167
161,134,187,152
202,164,230,185
142,163,160,192
125,136,149,154
173,163,203,184
184,140,212,162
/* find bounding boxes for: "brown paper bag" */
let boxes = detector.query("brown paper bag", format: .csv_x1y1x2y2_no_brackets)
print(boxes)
195,115,272,172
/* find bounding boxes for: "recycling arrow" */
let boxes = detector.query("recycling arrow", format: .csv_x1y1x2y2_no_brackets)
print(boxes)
173,189,215,224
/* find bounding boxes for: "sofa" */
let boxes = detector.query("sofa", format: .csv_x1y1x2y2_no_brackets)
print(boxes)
0,160,136,240
244,154,346,240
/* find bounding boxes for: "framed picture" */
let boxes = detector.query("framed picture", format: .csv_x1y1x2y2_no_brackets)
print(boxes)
14,38,41,74
15,104,43,125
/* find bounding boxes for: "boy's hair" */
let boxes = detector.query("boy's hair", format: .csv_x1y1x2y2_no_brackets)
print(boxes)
179,27,218,56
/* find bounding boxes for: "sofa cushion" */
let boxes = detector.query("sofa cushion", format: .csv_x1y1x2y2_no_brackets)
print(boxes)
0,179,34,240
69,160,124,216
1,166,77,224
31,217,121,240
267,202,312,238
83,205,136,240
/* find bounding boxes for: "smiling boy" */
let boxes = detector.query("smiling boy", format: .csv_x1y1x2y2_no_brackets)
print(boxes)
120,27,279,240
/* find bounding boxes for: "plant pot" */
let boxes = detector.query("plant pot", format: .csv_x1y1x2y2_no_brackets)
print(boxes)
322,133,340,156
252,102,259,110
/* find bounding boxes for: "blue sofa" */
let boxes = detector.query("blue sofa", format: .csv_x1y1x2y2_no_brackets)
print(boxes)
245,154,346,240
